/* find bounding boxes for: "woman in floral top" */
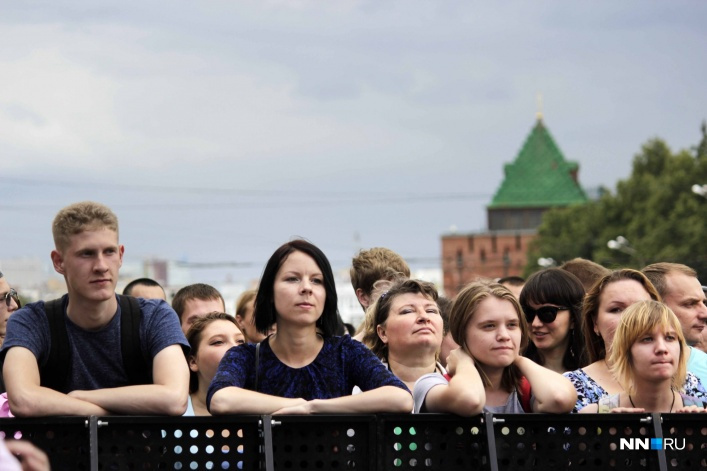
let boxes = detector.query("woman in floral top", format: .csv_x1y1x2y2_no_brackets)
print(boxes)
580,300,705,413
563,269,706,412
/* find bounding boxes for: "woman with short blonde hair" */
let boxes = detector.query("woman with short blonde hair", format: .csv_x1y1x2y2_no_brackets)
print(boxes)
611,300,688,395
581,300,703,413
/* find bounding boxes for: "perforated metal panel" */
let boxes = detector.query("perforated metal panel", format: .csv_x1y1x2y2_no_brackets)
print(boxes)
0,413,704,470
661,413,707,471
377,414,490,470
0,416,90,471
95,416,262,470
491,414,661,470
269,415,375,470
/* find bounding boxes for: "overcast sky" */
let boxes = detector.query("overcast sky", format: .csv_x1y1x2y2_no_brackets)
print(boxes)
2,0,706,285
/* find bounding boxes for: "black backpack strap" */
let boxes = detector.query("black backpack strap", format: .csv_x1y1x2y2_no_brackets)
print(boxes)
42,297,71,391
254,341,261,392
118,295,152,385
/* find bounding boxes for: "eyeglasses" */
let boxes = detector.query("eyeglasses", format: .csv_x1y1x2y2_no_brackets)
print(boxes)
3,288,21,309
523,305,567,324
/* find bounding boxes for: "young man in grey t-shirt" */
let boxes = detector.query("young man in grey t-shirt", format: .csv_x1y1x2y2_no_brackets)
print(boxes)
1,201,189,416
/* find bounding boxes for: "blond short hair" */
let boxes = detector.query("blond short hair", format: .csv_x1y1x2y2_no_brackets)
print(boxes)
350,247,410,297
609,300,687,395
52,201,119,251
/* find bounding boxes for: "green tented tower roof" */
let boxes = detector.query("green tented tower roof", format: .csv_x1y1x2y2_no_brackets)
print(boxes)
488,119,587,209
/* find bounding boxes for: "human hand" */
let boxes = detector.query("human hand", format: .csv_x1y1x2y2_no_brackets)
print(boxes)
674,405,707,413
609,407,645,413
4,440,50,471
445,348,473,377
66,391,111,415
512,354,527,368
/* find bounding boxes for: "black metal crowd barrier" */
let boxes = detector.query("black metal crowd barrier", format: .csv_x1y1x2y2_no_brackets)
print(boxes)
0,413,705,471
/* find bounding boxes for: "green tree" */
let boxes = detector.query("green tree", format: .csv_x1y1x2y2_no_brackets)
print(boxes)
695,120,707,160
527,125,707,280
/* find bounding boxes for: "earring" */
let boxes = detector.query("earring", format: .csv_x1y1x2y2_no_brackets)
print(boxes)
568,329,576,358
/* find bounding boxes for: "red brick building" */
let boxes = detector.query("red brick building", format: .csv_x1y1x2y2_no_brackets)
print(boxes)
441,117,587,296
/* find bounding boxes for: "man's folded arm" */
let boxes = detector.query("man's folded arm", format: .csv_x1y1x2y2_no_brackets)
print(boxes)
4,347,109,417
66,344,189,415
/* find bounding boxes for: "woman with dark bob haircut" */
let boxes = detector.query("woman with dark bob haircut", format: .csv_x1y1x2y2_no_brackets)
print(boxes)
253,239,341,338
519,268,587,374
207,239,413,415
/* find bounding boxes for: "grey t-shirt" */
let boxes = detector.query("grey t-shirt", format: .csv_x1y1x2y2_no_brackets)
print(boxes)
1,294,189,393
413,372,533,414
413,372,447,413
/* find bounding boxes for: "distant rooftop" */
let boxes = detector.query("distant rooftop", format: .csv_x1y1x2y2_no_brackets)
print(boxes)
488,118,587,209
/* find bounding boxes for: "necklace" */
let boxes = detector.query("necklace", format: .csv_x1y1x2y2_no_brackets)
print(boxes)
628,390,675,412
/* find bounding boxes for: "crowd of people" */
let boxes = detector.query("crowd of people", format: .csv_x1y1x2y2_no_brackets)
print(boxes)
0,200,706,468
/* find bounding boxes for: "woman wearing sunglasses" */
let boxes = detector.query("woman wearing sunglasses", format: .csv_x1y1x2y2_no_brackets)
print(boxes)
519,268,586,374
564,269,707,412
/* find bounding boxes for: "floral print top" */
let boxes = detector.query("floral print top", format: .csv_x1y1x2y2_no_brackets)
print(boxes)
563,368,707,413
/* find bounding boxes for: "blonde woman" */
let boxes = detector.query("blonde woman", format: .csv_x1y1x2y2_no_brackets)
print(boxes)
564,269,706,412
580,300,705,413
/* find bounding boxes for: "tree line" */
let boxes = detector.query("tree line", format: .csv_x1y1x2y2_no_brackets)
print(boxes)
527,122,707,280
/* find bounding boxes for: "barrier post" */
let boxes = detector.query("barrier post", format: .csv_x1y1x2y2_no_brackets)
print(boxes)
260,415,275,471
87,416,98,471
648,413,667,471
484,412,499,471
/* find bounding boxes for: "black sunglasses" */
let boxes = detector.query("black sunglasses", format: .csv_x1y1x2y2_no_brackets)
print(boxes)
4,288,21,309
523,305,567,324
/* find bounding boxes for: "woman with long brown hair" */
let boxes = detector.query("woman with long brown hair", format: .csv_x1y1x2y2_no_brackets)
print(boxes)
564,269,706,412
414,280,576,414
